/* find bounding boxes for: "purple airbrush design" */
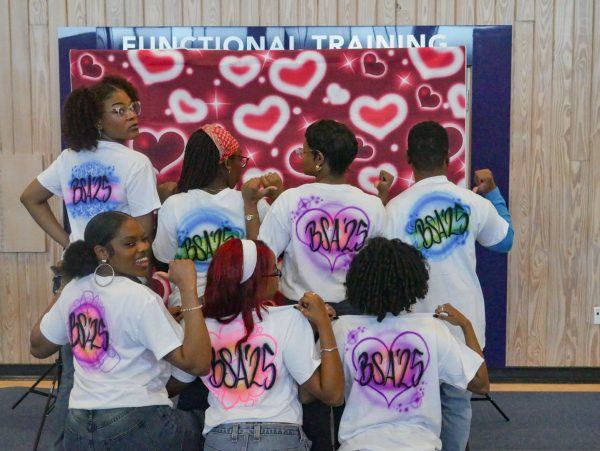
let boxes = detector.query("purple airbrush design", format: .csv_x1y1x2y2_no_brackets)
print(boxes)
293,197,371,272
351,331,430,408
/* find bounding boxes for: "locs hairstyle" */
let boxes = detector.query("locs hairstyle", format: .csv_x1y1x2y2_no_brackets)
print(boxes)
346,237,429,321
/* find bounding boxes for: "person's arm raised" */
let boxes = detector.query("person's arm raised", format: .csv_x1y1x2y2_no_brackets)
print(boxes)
160,260,211,376
434,303,490,395
296,292,345,406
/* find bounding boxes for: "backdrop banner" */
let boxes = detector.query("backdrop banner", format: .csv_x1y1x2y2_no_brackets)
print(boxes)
70,47,466,199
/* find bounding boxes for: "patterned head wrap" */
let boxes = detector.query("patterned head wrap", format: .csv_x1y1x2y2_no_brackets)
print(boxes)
200,123,240,162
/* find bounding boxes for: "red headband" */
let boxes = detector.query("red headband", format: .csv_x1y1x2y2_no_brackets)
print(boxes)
200,124,239,162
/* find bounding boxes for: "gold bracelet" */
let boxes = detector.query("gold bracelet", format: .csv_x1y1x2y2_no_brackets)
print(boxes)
320,346,338,353
181,305,202,313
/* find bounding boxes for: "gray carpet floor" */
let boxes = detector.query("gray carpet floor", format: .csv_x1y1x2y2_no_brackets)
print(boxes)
1,387,599,450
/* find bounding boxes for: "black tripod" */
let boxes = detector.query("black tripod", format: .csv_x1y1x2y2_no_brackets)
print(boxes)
472,393,510,421
12,351,63,449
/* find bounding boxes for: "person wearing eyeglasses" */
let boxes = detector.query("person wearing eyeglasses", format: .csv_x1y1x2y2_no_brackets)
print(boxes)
200,238,344,451
257,119,386,449
19,75,160,450
21,75,160,246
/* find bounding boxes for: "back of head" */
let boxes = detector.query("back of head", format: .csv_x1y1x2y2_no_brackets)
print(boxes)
346,237,429,321
177,129,221,192
62,75,139,151
305,119,357,175
203,239,274,342
406,121,449,172
61,211,132,280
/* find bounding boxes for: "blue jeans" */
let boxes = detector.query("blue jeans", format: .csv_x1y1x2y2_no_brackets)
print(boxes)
204,423,311,451
64,405,202,450
440,383,472,451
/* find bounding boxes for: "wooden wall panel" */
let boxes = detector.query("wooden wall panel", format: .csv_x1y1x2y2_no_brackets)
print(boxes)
1,0,599,367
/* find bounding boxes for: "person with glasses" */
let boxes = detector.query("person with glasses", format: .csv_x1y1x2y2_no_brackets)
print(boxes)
200,238,344,450
21,75,160,245
20,75,160,449
257,119,386,450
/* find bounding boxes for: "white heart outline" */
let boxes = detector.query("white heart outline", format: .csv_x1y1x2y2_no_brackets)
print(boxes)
447,83,467,119
357,163,398,195
130,127,188,178
284,144,313,180
349,94,408,141
77,53,104,80
416,84,442,110
326,82,350,105
219,54,261,88
168,89,208,124
441,121,466,163
128,50,184,85
269,51,326,100
233,95,290,144
360,51,388,79
408,47,464,80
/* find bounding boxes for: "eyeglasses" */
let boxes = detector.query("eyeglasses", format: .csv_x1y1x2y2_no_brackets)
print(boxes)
230,155,250,168
107,101,141,118
263,267,282,278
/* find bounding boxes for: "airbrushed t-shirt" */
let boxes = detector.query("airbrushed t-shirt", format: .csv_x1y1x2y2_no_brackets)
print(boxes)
333,313,483,451
37,140,160,242
153,188,270,299
40,275,186,410
201,306,320,435
258,183,386,303
385,176,509,347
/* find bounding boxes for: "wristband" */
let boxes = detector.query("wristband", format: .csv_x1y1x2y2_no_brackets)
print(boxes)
181,305,202,313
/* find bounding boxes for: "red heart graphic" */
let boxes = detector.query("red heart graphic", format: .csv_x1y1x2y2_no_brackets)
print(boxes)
350,94,408,141
356,138,375,160
133,129,185,184
362,52,386,77
408,47,464,80
445,125,464,159
233,96,290,143
79,54,103,79
361,104,398,128
137,51,176,74
243,106,281,132
280,59,318,86
417,86,441,109
419,48,456,69
231,65,250,76
269,52,326,99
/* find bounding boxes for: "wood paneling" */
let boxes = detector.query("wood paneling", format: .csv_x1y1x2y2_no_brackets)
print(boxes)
0,0,598,367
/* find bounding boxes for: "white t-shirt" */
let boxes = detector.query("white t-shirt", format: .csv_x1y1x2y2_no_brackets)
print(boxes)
258,183,386,303
201,306,320,435
153,188,270,300
385,176,509,347
40,274,188,410
333,313,483,451
37,140,160,242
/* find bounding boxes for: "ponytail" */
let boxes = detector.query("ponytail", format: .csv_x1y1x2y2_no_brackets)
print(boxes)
61,241,98,279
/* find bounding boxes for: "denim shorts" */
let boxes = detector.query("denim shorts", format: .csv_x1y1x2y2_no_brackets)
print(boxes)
64,404,202,450
204,422,311,451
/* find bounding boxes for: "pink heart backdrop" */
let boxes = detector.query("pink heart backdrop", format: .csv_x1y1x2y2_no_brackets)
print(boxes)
70,47,466,197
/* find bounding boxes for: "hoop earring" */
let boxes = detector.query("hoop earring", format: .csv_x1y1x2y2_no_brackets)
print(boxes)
94,259,115,287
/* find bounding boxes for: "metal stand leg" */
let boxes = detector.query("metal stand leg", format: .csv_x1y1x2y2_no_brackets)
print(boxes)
472,393,510,421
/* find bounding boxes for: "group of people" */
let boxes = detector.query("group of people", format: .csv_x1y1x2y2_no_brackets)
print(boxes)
21,75,513,451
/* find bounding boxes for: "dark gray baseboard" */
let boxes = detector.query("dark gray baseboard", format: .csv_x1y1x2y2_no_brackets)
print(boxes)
1,364,599,383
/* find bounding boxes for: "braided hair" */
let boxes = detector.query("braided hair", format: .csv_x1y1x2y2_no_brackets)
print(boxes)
176,129,221,193
346,237,429,321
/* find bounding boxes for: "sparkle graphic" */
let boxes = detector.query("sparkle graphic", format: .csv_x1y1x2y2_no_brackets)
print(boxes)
206,89,231,119
340,53,358,73
297,115,312,132
259,50,275,69
397,72,414,88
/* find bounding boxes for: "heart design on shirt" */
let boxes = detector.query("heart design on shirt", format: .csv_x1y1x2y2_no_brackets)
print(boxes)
408,47,464,80
295,206,371,272
128,50,184,85
350,94,408,141
269,51,326,99
219,54,261,88
351,331,430,407
233,95,290,144
204,320,279,410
